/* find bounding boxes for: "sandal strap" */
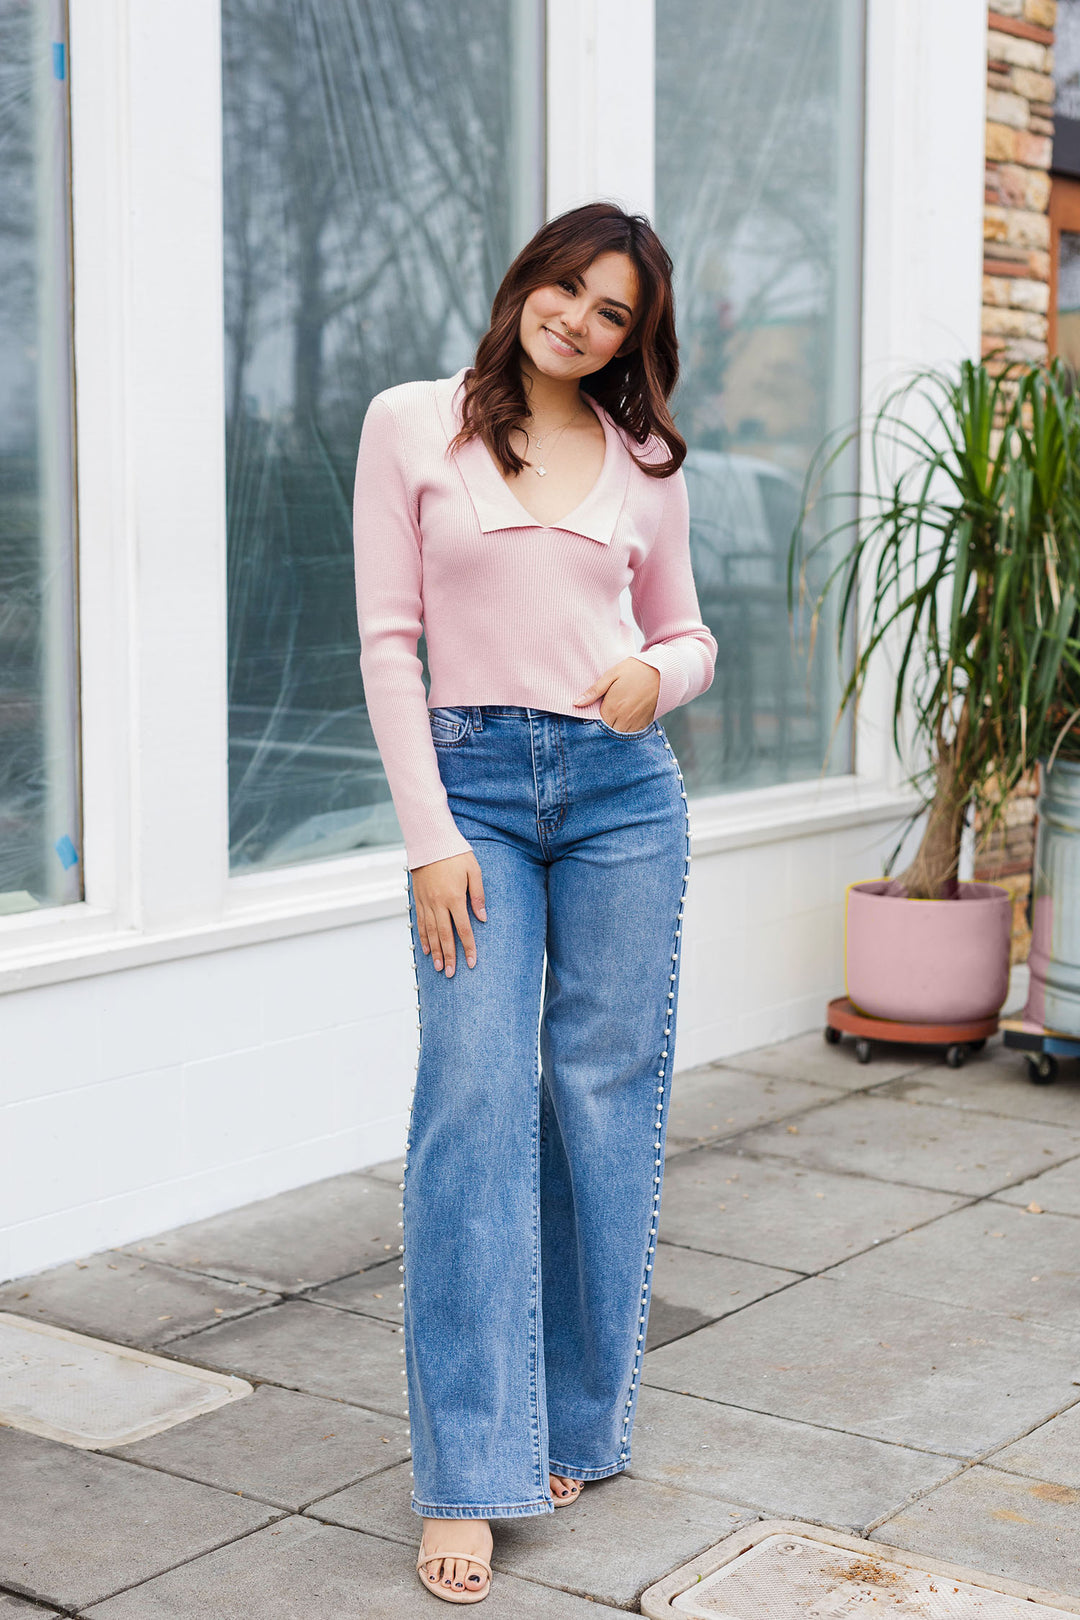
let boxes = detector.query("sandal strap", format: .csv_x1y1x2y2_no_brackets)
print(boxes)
417,1547,493,1581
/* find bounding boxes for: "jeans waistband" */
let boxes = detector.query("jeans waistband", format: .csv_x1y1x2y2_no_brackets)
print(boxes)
434,705,588,727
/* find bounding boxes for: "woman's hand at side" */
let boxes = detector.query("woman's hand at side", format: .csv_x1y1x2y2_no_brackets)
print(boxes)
411,851,487,976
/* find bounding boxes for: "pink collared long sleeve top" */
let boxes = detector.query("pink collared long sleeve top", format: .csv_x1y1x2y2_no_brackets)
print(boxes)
352,366,718,870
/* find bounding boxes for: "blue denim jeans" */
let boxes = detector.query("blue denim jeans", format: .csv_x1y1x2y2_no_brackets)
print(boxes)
402,705,691,1520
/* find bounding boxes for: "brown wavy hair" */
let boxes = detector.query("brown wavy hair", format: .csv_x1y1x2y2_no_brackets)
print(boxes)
451,202,685,479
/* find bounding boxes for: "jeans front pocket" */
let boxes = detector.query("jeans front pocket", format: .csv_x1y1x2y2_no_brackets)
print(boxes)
594,714,659,740
428,706,472,747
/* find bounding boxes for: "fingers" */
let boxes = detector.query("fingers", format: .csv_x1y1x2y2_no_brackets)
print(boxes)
435,908,457,976
412,854,487,976
449,899,476,970
467,861,487,922
573,660,624,706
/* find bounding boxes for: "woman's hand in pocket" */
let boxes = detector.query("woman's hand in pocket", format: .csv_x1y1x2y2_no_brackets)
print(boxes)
572,656,661,732
411,851,486,976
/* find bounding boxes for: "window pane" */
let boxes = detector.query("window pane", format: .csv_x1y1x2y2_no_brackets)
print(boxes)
655,1,863,795
0,0,80,916
1058,232,1080,371
222,0,544,873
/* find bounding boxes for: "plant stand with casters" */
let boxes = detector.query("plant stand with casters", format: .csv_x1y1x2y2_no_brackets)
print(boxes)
824,995,998,1069
1000,1014,1080,1084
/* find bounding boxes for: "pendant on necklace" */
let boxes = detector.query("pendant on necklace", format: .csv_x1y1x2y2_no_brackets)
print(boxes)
535,464,547,477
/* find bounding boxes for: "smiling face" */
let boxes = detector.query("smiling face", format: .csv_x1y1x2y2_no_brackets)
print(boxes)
518,251,640,383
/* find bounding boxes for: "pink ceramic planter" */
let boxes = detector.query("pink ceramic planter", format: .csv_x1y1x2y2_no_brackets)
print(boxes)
845,878,1012,1024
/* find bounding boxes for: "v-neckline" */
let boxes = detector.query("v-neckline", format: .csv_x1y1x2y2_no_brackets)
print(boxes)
435,369,630,545
484,393,610,533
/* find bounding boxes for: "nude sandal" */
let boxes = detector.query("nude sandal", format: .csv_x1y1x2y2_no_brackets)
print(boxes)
551,1478,583,1507
416,1541,493,1604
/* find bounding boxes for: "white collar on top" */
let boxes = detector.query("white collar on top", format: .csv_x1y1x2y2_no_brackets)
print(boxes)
432,366,632,545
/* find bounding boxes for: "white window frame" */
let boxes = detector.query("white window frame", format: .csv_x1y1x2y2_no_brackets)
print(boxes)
0,0,985,993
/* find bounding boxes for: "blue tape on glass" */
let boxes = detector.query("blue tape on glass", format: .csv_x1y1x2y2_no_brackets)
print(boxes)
54,834,79,870
53,41,65,80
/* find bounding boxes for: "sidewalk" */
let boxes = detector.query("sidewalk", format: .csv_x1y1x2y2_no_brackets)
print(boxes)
2,1027,1079,1615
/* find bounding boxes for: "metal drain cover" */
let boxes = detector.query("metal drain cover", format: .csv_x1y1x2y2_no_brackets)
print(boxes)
0,1311,251,1449
641,1521,1080,1619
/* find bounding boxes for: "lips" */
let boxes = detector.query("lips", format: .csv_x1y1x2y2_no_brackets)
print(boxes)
542,326,581,357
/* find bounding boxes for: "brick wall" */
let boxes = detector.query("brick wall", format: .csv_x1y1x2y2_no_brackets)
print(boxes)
976,0,1056,961
983,1,1055,365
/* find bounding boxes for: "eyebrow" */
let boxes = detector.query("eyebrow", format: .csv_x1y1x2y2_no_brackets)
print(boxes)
566,273,635,316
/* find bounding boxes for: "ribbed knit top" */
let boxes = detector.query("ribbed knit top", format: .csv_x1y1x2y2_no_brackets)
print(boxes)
351,366,718,869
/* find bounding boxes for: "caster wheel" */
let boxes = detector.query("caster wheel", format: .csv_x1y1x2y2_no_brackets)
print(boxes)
1028,1052,1058,1085
824,1025,842,1045
968,1038,987,1053
945,1044,968,1069
854,1038,873,1065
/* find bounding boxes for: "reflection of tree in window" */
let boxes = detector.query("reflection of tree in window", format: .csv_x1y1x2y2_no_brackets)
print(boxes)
222,0,541,872
655,0,862,795
0,3,80,912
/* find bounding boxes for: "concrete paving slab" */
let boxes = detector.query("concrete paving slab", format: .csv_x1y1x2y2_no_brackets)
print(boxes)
641,1517,1080,1618
722,1029,930,1090
643,1275,1080,1458
874,1053,1080,1129
306,1258,403,1325
658,1149,965,1273
0,1312,251,1450
629,1386,961,1533
664,1065,844,1154
312,1461,758,1610
989,1402,1080,1488
0,1596,60,1618
175,1299,408,1418
878,1464,1080,1600
0,1425,277,1611
0,1251,277,1348
829,1202,1080,1332
82,1515,625,1618
494,1474,759,1610
995,1155,1080,1216
363,1156,406,1186
119,1171,403,1292
732,1092,1080,1196
114,1382,411,1510
645,1243,800,1349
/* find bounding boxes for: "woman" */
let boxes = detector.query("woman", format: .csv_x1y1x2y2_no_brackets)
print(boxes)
352,201,717,1604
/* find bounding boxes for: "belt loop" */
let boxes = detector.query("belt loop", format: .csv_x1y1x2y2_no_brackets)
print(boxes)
471,706,484,731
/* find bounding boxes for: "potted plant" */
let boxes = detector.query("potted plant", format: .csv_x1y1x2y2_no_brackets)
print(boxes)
788,356,1080,1026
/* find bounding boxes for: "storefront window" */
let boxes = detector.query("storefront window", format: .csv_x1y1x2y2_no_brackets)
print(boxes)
0,0,80,915
655,0,864,796
222,0,544,872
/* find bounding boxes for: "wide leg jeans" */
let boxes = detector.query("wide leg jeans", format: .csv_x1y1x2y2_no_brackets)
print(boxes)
402,705,691,1519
